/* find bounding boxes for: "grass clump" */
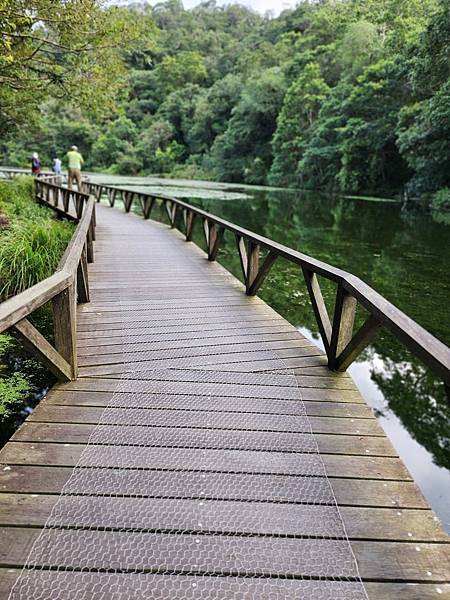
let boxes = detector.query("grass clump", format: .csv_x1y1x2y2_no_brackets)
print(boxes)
0,177,74,299
0,176,74,445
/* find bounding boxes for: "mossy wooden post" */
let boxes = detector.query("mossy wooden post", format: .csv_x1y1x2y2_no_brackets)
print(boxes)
52,283,77,379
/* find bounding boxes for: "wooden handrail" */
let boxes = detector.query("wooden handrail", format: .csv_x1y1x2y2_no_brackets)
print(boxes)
0,167,56,180
87,181,450,389
0,271,71,333
0,179,96,381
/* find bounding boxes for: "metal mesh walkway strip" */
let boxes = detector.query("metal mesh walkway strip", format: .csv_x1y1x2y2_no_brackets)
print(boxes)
9,218,369,599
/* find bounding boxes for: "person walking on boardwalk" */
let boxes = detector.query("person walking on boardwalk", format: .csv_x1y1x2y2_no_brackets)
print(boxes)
66,145,84,190
31,152,42,176
52,156,62,176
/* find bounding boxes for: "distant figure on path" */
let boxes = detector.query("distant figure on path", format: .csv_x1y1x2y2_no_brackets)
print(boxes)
31,152,42,176
66,145,84,190
52,157,62,176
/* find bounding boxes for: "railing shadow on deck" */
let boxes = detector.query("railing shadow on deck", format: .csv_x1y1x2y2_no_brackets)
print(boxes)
86,181,450,397
0,176,96,381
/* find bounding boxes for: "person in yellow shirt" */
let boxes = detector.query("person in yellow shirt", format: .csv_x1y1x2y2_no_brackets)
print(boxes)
66,145,84,190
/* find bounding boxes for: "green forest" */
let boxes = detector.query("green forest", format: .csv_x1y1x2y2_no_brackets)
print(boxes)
1,0,449,209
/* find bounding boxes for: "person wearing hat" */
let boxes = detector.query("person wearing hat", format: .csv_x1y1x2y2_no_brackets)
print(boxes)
66,145,84,190
31,152,42,175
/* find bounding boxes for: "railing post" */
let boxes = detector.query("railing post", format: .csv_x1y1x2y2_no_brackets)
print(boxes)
206,223,223,261
74,193,84,219
52,283,77,379
246,241,259,295
185,210,195,241
86,217,94,263
77,245,90,303
328,285,357,370
91,203,96,240
302,268,332,355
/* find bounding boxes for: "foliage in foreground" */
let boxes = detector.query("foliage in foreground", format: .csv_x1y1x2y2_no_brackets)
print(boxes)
0,0,155,134
0,177,73,299
0,177,72,440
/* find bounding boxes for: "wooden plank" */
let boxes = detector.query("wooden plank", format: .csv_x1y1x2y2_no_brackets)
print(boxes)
0,465,429,508
76,304,278,323
10,422,396,456
0,568,447,600
0,442,412,480
0,527,448,582
39,392,366,416
75,347,347,372
77,296,265,312
76,320,296,341
53,378,364,402
43,386,365,407
75,333,318,355
26,405,383,437
76,330,313,352
0,494,446,542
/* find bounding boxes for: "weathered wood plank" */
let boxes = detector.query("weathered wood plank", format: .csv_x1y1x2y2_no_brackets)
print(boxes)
0,442,411,480
0,494,446,542
26,405,383,437
10,422,395,456
39,391,366,415
0,465,429,508
0,568,447,600
0,527,448,582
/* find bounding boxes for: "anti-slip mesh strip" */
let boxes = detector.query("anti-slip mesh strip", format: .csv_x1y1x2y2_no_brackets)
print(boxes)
9,216,368,599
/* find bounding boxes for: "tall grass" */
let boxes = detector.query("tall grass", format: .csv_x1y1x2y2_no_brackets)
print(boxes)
0,176,74,442
0,177,74,300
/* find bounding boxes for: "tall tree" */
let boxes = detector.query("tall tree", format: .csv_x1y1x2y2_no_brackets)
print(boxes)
269,63,329,186
0,0,153,134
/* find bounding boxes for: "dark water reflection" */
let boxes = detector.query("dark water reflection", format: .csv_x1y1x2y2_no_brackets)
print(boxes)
92,175,450,532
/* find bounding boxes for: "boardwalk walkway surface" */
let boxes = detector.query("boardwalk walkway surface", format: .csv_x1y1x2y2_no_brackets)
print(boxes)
0,203,449,599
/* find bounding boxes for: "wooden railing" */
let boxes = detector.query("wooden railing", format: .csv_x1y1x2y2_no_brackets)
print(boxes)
0,167,56,180
87,181,450,392
0,179,95,381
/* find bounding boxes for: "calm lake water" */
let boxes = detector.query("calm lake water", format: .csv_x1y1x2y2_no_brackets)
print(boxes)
90,172,450,532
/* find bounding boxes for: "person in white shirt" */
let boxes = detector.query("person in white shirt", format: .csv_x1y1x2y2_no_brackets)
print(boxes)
52,157,62,176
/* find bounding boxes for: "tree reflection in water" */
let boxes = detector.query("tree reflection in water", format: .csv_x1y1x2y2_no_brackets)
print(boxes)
188,190,450,472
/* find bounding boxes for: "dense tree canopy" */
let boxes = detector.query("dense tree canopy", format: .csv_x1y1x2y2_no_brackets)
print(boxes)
0,0,154,132
1,0,448,207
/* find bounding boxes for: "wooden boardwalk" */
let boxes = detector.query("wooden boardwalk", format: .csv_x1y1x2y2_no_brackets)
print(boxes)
0,203,449,599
